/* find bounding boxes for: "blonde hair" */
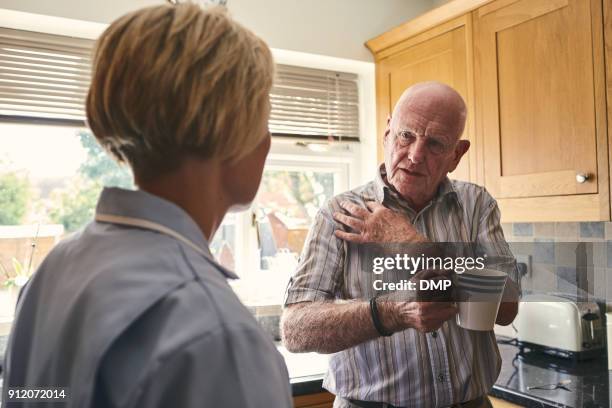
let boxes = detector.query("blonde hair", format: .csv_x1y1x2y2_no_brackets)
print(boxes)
86,3,274,181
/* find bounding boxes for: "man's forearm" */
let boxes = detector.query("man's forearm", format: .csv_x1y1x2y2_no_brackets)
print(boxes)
281,300,392,354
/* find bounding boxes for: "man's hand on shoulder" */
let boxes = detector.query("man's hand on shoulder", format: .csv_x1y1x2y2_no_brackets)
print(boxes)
333,200,427,244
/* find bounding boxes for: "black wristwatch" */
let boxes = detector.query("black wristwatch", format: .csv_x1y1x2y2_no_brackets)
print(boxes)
369,295,393,337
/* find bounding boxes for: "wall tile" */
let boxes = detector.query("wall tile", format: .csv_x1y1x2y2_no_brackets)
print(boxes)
529,263,557,293
606,269,612,302
607,242,612,268
592,243,607,267
508,242,532,256
594,267,606,300
507,224,612,301
534,239,555,263
557,266,578,297
557,276,578,297
579,222,605,240
513,223,533,236
534,222,555,237
605,223,612,241
576,266,592,295
557,266,577,283
554,222,579,241
512,237,534,243
554,242,578,267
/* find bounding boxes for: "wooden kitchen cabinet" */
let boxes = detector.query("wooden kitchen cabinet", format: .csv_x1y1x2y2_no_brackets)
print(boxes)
293,391,334,408
474,0,609,221
367,0,612,222
488,396,522,408
367,14,477,183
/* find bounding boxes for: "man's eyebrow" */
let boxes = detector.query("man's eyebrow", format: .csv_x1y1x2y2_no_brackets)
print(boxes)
396,126,450,144
396,127,417,135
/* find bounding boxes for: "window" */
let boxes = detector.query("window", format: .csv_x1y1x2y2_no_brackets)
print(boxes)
0,28,93,122
0,27,364,331
0,122,132,331
270,64,359,141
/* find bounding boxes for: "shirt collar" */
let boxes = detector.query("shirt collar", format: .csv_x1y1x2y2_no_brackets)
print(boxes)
95,187,238,279
374,164,458,207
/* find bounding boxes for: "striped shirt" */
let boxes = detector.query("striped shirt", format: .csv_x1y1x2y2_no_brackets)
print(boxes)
284,166,520,408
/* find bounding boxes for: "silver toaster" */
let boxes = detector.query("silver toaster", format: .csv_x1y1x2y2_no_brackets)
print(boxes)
514,294,605,360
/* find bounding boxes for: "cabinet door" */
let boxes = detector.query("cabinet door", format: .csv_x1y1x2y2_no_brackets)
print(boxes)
488,396,522,408
376,15,476,183
475,0,607,200
293,392,334,408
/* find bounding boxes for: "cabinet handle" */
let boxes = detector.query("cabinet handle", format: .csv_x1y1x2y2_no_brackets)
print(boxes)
576,173,589,183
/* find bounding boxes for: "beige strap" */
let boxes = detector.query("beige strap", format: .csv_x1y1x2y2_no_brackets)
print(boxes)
95,213,210,259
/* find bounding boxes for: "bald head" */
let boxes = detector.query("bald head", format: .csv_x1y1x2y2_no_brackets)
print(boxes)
383,81,470,211
392,81,467,142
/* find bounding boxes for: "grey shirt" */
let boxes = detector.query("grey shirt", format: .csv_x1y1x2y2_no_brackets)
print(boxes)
3,187,292,408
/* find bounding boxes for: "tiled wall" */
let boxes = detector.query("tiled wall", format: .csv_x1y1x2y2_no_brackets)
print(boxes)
501,222,612,306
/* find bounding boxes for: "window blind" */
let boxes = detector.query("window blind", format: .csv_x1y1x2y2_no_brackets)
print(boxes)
0,28,361,140
0,28,93,123
271,65,360,141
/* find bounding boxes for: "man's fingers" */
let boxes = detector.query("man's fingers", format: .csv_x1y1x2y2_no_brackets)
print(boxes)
395,301,457,331
426,302,457,319
333,212,364,231
412,268,453,281
340,201,371,219
365,201,385,212
435,301,457,313
438,303,458,320
334,229,364,243
418,303,458,331
412,269,438,280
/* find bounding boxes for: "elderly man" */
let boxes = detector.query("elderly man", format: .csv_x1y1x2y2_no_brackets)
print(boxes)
281,81,520,408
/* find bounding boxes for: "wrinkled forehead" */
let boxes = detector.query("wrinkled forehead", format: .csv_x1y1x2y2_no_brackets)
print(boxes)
391,85,466,140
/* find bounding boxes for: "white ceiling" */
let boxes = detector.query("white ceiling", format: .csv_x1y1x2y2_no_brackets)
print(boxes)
0,0,440,61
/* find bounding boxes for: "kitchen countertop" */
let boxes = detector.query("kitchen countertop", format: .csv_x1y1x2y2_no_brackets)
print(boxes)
491,337,609,408
281,337,611,407
276,345,329,396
